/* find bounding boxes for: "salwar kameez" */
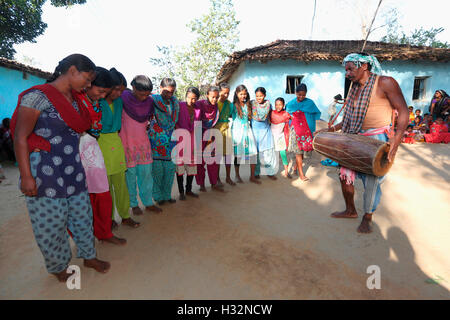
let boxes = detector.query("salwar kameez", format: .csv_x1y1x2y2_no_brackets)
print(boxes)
16,88,96,274
119,91,154,208
230,103,257,162
98,98,130,220
195,99,220,187
251,100,277,176
175,101,201,195
77,92,114,241
148,94,180,201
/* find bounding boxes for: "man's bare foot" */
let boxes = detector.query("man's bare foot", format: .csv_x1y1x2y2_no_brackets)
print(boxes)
53,268,73,282
146,205,163,213
83,258,111,273
102,235,127,246
186,191,199,198
111,220,118,230
330,210,358,219
212,184,225,192
250,177,262,184
268,175,277,180
132,206,143,216
121,218,141,228
236,176,244,184
357,214,373,233
199,186,207,192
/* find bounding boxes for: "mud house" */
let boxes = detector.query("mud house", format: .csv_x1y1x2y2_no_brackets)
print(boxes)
0,57,51,121
216,40,450,117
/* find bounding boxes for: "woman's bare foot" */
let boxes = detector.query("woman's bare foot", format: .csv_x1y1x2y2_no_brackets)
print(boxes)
250,177,262,184
146,205,163,213
167,199,177,204
53,268,72,282
132,206,143,216
186,191,199,198
102,235,127,246
216,179,224,187
199,186,207,192
255,175,261,179
236,176,244,184
330,210,358,219
179,193,186,201
297,176,309,182
357,214,373,233
226,177,236,186
121,218,141,228
111,220,118,230
83,258,111,273
212,184,225,192
268,175,277,180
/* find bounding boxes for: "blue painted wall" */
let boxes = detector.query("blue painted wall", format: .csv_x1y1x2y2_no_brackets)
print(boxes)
228,59,450,120
0,66,47,121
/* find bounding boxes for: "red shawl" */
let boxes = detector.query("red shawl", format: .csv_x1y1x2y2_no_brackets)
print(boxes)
292,110,313,152
270,110,291,147
10,84,92,153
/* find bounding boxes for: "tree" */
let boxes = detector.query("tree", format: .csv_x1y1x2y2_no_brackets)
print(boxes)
150,0,240,98
0,0,87,59
381,26,450,48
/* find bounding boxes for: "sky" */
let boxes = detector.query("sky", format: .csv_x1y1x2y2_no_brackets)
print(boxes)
13,0,450,83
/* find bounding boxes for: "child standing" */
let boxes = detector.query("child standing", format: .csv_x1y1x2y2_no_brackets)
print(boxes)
251,87,277,180
175,87,201,200
195,86,224,192
230,85,258,184
270,98,291,179
215,83,234,186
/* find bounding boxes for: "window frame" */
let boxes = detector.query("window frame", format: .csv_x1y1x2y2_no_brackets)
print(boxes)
285,75,305,94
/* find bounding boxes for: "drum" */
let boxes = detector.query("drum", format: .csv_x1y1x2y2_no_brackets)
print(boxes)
313,132,393,176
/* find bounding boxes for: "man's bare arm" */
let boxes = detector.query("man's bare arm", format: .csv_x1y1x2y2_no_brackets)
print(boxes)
379,76,409,162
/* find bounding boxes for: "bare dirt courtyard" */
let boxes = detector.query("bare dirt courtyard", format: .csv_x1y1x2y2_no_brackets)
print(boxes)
0,138,449,299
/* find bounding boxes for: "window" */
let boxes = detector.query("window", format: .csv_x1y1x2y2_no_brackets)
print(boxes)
286,75,304,94
412,76,430,100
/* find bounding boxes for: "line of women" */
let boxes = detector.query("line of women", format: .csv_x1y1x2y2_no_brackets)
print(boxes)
11,53,321,283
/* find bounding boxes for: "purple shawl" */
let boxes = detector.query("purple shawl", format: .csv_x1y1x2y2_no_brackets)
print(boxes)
177,102,202,132
121,89,154,123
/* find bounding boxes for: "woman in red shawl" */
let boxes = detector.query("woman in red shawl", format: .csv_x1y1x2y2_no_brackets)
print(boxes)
287,109,313,182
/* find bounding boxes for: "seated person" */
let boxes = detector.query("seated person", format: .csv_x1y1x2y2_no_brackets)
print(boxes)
415,109,423,123
408,106,415,124
414,125,427,142
403,125,416,144
424,117,450,143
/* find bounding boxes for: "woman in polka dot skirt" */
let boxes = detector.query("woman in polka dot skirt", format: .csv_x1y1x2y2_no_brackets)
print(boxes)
11,54,110,282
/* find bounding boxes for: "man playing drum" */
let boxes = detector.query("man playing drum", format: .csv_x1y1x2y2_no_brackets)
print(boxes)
317,53,409,234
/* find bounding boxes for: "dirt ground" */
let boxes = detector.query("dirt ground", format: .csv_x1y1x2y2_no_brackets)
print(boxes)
0,129,449,299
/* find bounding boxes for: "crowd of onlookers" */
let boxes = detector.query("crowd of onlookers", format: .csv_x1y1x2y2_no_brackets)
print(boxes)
401,89,450,144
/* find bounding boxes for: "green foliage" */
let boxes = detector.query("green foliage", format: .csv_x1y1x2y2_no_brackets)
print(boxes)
381,26,449,48
150,0,240,99
0,0,86,59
